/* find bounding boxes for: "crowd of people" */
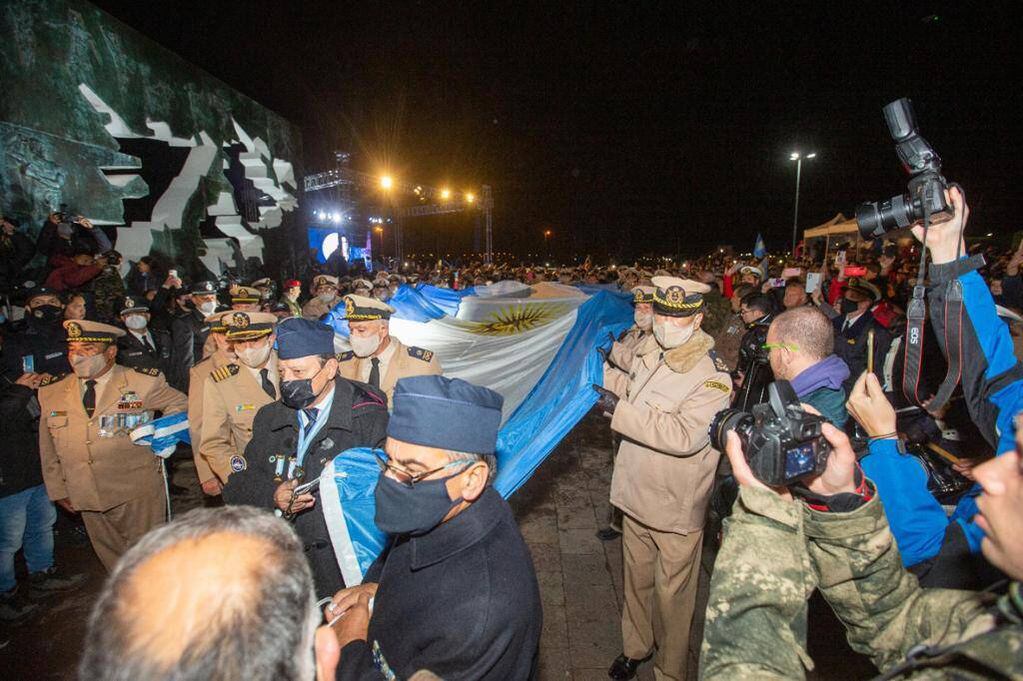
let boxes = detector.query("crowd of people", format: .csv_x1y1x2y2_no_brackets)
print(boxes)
0,184,1021,680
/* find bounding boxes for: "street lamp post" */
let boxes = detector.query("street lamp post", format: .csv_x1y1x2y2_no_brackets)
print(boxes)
544,229,552,259
789,151,816,256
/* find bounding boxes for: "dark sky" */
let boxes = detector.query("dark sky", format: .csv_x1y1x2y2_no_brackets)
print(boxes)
92,1,1022,261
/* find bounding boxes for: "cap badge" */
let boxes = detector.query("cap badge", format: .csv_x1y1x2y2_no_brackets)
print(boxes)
124,298,134,308
665,286,686,304
232,312,250,328
67,322,82,338
633,290,644,303
344,297,355,317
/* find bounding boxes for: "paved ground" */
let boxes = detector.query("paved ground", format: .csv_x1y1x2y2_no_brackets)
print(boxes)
0,412,876,679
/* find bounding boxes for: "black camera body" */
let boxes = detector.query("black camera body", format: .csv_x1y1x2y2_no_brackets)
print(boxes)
710,380,831,487
856,98,952,240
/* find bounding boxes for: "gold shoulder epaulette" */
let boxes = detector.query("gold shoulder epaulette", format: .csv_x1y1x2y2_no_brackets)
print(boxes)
336,351,355,362
407,346,434,363
211,364,240,383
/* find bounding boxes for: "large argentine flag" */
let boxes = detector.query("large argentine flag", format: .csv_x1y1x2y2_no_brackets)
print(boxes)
321,282,633,584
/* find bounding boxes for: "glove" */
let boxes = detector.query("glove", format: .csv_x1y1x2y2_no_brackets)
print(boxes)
592,384,620,417
596,345,612,364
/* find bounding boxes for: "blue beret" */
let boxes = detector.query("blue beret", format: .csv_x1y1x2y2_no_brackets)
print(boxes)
276,317,335,359
388,376,504,454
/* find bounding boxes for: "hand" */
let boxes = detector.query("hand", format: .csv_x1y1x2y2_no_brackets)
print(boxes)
14,372,42,389
327,591,371,649
163,274,183,289
200,478,223,496
48,212,60,225
78,217,93,229
324,582,379,621
54,498,77,513
910,186,968,265
273,478,315,514
846,372,897,437
591,384,620,417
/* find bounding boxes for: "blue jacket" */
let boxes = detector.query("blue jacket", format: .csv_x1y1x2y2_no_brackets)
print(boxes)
863,254,1023,566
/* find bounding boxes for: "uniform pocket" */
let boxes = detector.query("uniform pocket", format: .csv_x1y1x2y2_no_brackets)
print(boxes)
46,415,68,429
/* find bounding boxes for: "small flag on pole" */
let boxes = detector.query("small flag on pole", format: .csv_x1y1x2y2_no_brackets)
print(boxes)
753,233,767,259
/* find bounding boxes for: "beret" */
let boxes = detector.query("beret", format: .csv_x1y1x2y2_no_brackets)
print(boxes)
276,317,335,359
388,376,503,454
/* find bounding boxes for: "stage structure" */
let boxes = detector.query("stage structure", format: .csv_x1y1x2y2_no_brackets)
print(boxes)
0,0,303,281
303,164,493,264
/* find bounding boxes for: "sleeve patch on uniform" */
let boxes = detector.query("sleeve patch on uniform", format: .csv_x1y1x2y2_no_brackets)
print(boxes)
336,351,355,362
407,346,433,362
133,366,161,377
39,373,67,387
704,379,730,393
212,364,241,383
230,455,247,472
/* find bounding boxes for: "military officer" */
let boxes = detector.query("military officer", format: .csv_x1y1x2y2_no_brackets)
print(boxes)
169,280,221,392
229,285,262,312
200,311,279,485
187,312,235,496
594,276,732,681
604,285,655,375
301,274,340,320
222,317,388,596
337,294,442,406
38,320,187,570
115,296,171,375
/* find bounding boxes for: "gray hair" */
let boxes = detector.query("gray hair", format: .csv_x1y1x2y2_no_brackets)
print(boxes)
446,450,498,485
79,506,318,681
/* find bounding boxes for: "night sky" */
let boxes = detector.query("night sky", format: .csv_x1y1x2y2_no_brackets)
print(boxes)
91,1,1022,262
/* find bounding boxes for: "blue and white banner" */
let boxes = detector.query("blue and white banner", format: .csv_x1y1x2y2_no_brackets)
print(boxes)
321,283,633,583
130,411,191,458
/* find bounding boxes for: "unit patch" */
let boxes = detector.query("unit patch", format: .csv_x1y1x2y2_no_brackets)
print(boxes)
230,455,247,472
704,379,730,393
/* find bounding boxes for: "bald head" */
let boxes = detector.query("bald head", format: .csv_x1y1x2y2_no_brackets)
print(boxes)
80,507,317,681
771,306,834,361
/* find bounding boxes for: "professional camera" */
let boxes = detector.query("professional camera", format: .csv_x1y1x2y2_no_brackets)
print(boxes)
856,98,952,240
709,380,831,487
55,203,82,227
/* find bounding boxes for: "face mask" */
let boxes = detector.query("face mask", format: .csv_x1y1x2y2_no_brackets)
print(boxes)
124,314,147,331
350,333,381,358
237,342,271,368
374,471,464,536
318,292,335,303
653,319,695,349
71,353,108,379
280,366,327,410
31,304,63,325
840,298,859,316
57,223,74,238
634,311,653,331
198,300,217,316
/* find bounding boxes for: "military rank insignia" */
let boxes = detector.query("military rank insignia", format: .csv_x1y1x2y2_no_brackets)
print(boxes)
212,364,241,383
407,346,434,362
336,351,355,362
133,366,161,376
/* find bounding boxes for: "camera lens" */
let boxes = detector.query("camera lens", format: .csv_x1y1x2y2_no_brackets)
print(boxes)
856,193,916,240
709,408,751,453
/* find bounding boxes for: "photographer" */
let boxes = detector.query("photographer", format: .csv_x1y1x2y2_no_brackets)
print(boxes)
36,213,111,262
733,292,775,409
700,400,1022,679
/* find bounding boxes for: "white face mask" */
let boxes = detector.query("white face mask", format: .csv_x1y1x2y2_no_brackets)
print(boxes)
634,311,653,332
653,318,696,349
198,300,217,316
318,292,335,303
71,353,109,379
350,333,382,358
236,341,272,368
123,314,147,331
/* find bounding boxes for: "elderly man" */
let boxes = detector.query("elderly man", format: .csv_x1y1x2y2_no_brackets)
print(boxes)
325,376,542,680
200,312,279,485
595,276,732,681
38,320,187,570
187,311,236,496
604,285,655,373
302,274,341,320
765,306,850,426
223,317,388,596
337,294,441,405
79,506,321,681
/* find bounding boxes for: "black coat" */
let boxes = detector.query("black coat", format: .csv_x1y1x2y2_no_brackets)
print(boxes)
168,309,211,392
1,317,70,383
223,378,388,597
0,383,43,498
116,327,172,375
338,487,542,681
833,311,892,395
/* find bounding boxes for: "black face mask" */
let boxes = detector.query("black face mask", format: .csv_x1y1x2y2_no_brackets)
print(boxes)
374,471,465,536
280,366,327,410
840,298,860,316
31,304,63,325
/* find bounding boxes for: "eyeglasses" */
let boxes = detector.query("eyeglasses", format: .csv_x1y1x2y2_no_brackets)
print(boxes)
762,342,799,353
374,450,472,488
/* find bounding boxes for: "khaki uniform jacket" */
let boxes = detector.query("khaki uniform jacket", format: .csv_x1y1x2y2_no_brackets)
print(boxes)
201,354,279,483
607,326,650,376
606,330,732,534
38,365,187,511
302,295,340,320
338,338,442,406
188,349,232,484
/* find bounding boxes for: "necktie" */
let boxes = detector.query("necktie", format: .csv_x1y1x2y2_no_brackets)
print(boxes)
302,408,319,437
369,357,381,388
83,379,97,418
142,334,155,353
260,368,277,399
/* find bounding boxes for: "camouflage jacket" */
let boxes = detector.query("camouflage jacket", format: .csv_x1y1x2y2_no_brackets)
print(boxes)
700,485,1022,680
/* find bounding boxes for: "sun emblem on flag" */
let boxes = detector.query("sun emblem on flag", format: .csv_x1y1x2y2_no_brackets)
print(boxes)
465,303,567,335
